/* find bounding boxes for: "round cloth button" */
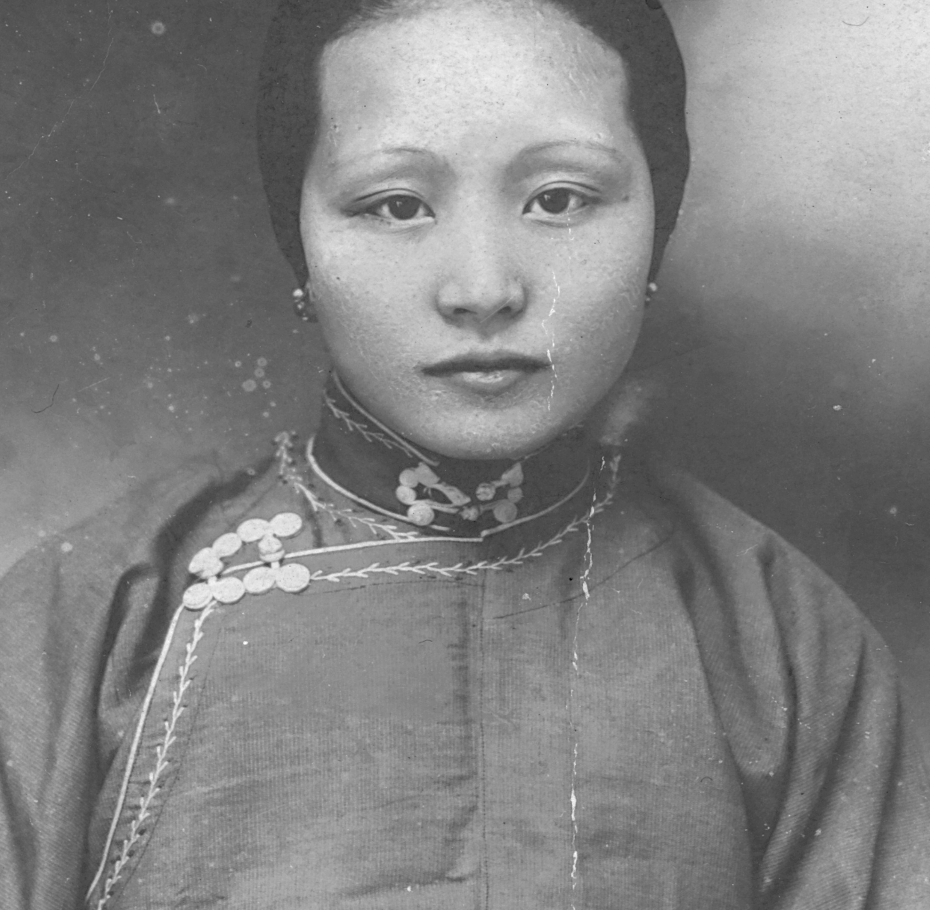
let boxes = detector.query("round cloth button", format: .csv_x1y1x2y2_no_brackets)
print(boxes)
395,485,417,506
211,532,243,559
398,468,419,489
244,566,276,595
492,501,519,524
210,576,246,605
269,512,303,538
414,464,440,485
182,583,213,611
407,502,435,527
189,548,224,579
276,563,312,593
258,535,286,563
237,518,270,543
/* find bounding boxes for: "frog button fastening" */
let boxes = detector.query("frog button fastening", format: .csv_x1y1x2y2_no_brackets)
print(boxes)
237,513,303,559
394,460,526,527
240,512,312,596
182,512,306,609
184,544,246,610
396,463,471,526
243,559,312,595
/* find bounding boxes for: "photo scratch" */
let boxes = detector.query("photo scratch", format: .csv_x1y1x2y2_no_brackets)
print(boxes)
544,271,560,410
89,35,115,93
76,378,110,394
569,489,598,906
5,13,113,182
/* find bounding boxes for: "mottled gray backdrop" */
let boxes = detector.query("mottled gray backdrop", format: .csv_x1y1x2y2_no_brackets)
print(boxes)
2,0,928,746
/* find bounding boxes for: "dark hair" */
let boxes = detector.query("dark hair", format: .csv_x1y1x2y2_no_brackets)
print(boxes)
257,0,689,285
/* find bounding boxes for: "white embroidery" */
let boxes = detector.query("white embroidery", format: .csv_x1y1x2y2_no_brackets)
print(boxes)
281,484,615,584
276,430,424,542
324,389,425,460
296,478,422,542
90,603,215,909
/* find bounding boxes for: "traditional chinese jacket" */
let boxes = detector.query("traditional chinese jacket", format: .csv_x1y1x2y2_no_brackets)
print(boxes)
1,376,928,910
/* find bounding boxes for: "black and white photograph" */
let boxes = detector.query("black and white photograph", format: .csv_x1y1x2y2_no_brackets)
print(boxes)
1,0,928,906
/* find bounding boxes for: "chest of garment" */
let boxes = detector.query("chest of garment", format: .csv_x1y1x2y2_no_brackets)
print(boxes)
87,530,754,910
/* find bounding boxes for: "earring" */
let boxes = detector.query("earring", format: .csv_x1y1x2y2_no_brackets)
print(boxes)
292,287,317,323
645,282,658,306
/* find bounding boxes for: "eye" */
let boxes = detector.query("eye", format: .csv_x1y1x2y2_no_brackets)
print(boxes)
365,194,433,223
524,187,591,219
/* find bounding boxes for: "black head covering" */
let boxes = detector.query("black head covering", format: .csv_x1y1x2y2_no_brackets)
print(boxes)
257,0,689,285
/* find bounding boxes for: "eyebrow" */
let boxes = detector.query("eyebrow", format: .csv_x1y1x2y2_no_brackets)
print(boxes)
517,140,630,165
328,140,630,176
329,146,444,173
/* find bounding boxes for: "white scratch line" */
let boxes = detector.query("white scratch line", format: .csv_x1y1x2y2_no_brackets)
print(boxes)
89,35,115,92
5,20,113,182
570,737,580,906
570,486,598,907
153,93,161,115
4,100,76,180
543,272,560,411
76,377,110,393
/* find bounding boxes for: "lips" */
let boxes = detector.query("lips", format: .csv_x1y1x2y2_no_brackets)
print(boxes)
420,352,550,396
422,353,549,377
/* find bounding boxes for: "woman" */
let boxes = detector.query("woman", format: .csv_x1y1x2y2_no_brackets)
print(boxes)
1,0,927,907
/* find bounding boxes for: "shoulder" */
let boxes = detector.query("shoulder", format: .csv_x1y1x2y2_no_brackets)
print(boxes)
0,453,280,700
606,454,900,712
1,454,278,608
619,455,866,618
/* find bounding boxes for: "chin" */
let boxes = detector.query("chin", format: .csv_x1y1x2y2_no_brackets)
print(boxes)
405,415,567,462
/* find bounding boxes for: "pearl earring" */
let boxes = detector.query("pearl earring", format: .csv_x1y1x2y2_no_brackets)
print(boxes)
292,287,317,323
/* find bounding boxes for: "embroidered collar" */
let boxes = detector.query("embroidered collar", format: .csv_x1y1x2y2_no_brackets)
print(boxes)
304,373,599,537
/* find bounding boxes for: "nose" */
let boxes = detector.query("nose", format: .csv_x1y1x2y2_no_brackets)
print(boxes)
435,218,527,326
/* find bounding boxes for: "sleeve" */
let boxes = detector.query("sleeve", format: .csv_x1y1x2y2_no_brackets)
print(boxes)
655,468,930,909
0,459,262,910
753,546,930,909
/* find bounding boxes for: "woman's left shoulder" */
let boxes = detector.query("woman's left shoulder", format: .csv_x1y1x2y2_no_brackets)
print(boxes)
601,452,906,694
614,456,866,619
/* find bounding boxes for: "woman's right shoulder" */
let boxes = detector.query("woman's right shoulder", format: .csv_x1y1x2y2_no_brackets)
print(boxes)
0,453,278,660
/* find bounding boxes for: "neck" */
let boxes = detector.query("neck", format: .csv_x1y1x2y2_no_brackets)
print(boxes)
308,373,599,536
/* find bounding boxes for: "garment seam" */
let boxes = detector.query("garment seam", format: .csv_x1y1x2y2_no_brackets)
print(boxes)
208,483,620,588
85,601,216,909
83,601,188,902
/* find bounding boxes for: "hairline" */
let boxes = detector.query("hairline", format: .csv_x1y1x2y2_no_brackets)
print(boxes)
309,0,638,173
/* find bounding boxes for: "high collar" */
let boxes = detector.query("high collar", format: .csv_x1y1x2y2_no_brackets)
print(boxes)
307,374,600,538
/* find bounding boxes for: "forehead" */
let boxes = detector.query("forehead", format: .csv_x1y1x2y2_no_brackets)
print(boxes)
314,2,634,165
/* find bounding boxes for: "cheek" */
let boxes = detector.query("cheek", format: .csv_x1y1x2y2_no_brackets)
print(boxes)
545,239,647,347
311,265,426,379
310,241,405,343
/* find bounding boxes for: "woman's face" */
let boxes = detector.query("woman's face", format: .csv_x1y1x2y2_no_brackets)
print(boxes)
300,1,654,460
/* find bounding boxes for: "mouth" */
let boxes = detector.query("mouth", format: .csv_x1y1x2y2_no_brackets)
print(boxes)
421,352,550,396
422,353,549,377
